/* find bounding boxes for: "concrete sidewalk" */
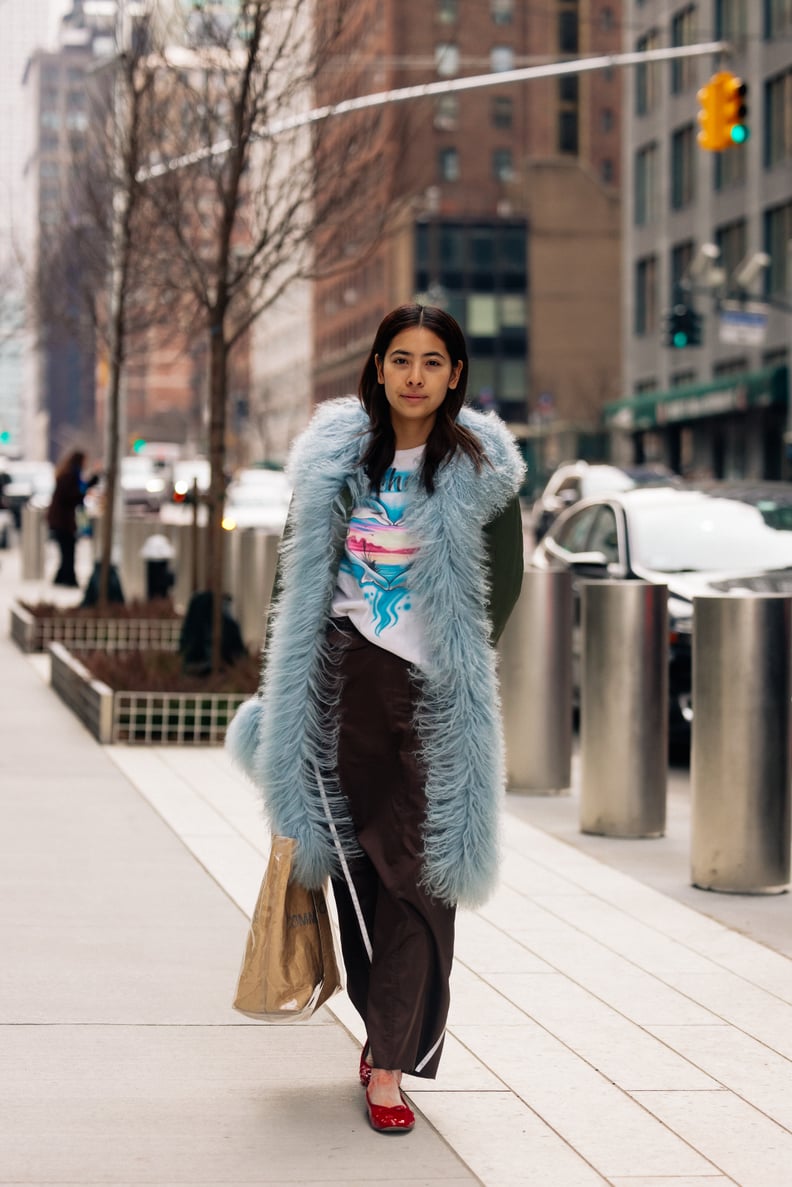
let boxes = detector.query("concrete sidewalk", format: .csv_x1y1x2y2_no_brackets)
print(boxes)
3,541,792,1185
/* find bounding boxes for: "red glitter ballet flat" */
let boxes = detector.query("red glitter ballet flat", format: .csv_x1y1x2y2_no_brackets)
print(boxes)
359,1042,372,1088
365,1088,415,1134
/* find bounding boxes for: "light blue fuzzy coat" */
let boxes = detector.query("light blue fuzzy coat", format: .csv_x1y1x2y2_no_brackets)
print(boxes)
226,397,525,907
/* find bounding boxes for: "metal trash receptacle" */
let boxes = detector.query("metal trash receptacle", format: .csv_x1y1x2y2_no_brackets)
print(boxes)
499,566,573,793
140,533,176,600
691,594,791,894
580,580,668,837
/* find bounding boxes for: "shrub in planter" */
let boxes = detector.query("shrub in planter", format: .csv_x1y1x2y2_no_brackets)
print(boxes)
11,597,182,653
50,645,258,744
77,648,259,694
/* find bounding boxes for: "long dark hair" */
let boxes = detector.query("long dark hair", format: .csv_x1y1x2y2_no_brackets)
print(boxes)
56,450,85,481
358,304,487,494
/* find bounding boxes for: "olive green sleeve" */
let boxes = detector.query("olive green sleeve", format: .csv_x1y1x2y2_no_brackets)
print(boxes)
483,494,524,643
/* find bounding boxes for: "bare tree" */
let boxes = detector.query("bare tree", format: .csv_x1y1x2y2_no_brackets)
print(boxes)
35,10,181,607
141,0,397,670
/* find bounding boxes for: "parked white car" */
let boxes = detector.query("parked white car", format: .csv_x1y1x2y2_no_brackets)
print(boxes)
222,468,291,533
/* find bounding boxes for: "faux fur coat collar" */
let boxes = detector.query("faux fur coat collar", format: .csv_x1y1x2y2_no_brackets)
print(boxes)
226,396,525,907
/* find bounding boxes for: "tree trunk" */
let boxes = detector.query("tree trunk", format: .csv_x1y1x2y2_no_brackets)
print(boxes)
97,184,131,609
207,320,228,673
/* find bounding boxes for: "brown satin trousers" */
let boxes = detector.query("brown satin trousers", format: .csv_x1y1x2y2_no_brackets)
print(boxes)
326,619,455,1079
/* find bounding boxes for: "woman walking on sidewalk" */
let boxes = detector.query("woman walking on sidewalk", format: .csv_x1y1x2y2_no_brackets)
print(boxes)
227,304,524,1133
47,450,99,588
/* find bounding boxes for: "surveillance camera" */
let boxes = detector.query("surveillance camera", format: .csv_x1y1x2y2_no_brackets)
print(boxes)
733,251,771,291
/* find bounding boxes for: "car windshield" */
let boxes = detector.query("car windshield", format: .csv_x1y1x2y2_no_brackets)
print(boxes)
629,496,792,573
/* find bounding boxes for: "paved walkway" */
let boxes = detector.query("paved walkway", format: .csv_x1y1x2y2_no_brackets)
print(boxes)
3,540,792,1185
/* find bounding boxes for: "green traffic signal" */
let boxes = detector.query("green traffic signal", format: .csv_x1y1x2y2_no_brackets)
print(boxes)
132,437,146,454
730,124,750,144
673,330,689,348
0,430,10,445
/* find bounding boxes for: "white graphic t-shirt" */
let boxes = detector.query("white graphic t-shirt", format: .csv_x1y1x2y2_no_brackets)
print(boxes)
331,445,426,667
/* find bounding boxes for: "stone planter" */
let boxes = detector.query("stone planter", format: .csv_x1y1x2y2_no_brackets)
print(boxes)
11,600,182,655
50,643,248,745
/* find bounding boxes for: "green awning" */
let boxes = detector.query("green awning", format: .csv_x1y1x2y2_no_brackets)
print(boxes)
604,365,788,431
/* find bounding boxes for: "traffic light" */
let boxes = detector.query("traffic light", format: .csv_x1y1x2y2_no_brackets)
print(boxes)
723,73,749,145
664,302,702,349
697,76,726,152
697,71,749,152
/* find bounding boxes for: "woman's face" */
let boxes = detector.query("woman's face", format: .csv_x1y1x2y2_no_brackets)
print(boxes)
375,326,462,445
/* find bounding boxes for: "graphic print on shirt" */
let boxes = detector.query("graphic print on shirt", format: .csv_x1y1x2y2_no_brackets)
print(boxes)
339,465,417,635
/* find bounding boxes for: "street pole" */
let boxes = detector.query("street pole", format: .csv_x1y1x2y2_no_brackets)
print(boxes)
137,40,731,182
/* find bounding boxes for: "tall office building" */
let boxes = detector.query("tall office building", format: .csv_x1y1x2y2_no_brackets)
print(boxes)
313,0,623,479
614,1,792,480
0,0,70,458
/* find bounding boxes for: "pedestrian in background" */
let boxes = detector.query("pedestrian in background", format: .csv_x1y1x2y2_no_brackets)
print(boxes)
227,304,524,1134
47,449,99,587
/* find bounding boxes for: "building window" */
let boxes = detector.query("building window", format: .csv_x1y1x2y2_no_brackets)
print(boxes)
559,0,579,53
468,295,498,335
635,30,661,115
491,0,513,23
435,43,459,75
670,240,695,299
601,159,614,183
434,94,458,130
765,0,792,37
559,74,579,154
714,140,747,189
635,255,658,336
438,146,460,181
559,109,579,154
492,95,513,128
436,0,458,22
634,142,658,225
715,218,747,281
493,148,514,181
412,220,527,417
765,69,792,168
490,45,514,72
715,0,747,43
764,200,792,295
600,6,615,29
601,107,614,132
671,124,696,210
670,6,696,94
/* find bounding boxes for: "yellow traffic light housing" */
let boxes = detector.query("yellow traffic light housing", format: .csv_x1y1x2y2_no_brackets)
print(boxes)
697,73,727,151
697,71,749,152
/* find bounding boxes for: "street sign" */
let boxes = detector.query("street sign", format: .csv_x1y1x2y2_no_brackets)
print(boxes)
718,300,768,346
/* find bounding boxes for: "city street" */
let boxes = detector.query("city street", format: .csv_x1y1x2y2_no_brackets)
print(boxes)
3,537,792,1185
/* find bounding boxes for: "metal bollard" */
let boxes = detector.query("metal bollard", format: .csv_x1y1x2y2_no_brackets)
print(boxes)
21,504,47,581
691,595,791,894
499,566,573,793
580,580,668,837
234,529,278,652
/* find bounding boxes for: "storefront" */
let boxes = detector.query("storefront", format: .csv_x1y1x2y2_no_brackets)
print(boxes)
604,365,789,481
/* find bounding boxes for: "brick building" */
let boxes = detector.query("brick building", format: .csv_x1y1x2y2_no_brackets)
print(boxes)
313,0,623,485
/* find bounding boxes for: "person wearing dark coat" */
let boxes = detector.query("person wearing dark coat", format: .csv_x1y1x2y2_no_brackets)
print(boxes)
47,450,99,587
